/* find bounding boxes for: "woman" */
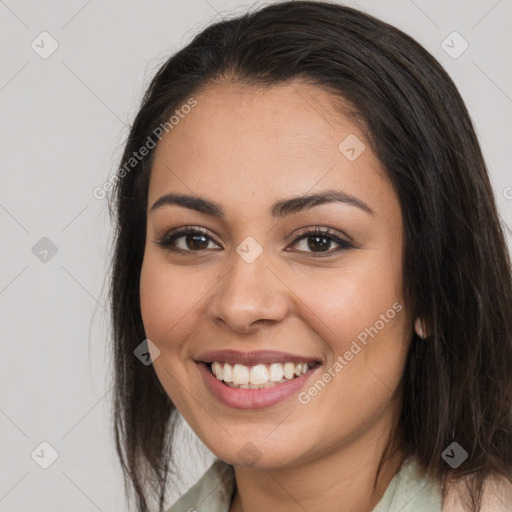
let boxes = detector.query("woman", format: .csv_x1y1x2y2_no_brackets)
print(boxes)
108,1,512,511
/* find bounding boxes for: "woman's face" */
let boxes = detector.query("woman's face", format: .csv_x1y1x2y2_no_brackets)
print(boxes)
139,81,411,469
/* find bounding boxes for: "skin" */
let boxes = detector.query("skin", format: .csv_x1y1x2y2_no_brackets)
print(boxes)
139,80,412,512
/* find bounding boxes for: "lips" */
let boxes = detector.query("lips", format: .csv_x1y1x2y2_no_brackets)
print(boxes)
196,360,321,409
195,349,321,366
193,349,322,409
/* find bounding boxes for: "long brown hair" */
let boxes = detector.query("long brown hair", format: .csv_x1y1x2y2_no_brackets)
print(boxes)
107,2,512,510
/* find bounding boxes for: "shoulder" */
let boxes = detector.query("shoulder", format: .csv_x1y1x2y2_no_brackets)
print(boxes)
442,472,512,512
372,455,443,511
165,458,235,512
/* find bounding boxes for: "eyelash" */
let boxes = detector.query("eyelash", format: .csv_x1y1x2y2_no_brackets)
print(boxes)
155,225,354,257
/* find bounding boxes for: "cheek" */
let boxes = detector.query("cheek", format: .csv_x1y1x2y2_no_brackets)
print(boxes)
292,254,404,347
289,248,408,406
139,255,204,411
139,254,199,349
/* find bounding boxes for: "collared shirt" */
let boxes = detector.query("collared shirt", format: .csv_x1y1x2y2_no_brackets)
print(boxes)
166,455,443,511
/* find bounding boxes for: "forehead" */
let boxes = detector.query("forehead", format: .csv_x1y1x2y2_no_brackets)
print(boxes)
148,80,395,218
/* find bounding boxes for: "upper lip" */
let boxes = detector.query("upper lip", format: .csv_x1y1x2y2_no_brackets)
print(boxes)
195,349,321,366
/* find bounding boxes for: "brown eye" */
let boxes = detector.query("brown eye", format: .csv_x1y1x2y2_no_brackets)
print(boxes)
289,227,353,256
156,227,221,253
306,234,333,252
183,233,209,250
156,226,353,257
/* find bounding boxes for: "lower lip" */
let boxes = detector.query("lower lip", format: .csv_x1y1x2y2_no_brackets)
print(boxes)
196,362,320,410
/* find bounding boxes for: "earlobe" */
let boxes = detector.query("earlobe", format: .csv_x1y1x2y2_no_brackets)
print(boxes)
414,317,426,339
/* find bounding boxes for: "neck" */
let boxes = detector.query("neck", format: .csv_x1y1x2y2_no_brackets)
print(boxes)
228,411,403,512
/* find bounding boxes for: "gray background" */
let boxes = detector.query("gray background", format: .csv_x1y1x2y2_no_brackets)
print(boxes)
1,0,511,510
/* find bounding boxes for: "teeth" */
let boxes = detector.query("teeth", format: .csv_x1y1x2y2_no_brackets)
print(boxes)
225,378,296,389
223,363,233,382
212,361,223,380
283,362,295,379
232,364,250,385
210,361,315,389
249,364,269,385
269,363,284,382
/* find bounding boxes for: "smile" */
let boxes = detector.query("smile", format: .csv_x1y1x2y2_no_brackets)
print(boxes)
196,360,321,409
209,361,316,389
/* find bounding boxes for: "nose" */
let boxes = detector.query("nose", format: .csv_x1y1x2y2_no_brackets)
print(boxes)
208,248,289,334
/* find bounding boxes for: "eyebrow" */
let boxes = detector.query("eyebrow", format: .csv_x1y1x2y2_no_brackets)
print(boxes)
150,189,374,218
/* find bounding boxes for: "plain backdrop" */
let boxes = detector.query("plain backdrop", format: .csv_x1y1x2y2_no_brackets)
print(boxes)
1,0,511,510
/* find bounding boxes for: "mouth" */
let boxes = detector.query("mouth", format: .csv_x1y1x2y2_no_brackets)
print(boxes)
194,350,322,409
207,360,319,389
196,360,321,409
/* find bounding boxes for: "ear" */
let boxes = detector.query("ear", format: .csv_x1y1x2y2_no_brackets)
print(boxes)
414,317,426,339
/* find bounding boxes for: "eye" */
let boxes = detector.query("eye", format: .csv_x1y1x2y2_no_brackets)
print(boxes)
155,225,354,256
287,227,353,256
156,226,221,253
